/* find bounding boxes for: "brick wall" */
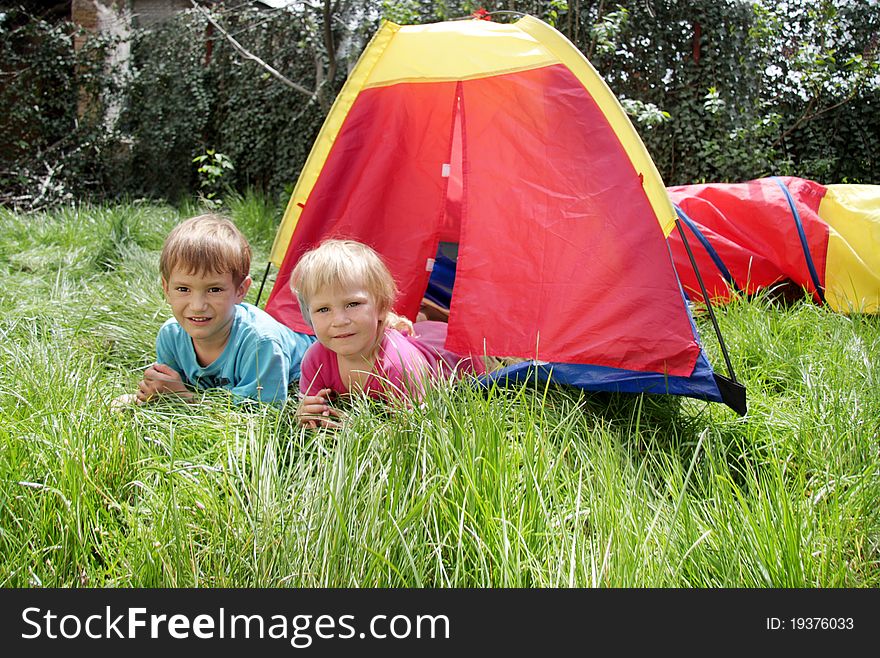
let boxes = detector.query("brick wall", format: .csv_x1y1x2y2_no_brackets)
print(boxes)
131,0,192,29
72,0,192,35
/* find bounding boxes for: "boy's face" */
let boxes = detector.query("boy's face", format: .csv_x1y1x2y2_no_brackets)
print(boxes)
162,267,251,351
307,283,386,363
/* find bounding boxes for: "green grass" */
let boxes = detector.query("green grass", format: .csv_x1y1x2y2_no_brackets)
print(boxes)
0,196,877,587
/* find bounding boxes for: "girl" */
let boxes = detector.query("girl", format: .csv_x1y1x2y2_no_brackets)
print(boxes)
291,239,485,428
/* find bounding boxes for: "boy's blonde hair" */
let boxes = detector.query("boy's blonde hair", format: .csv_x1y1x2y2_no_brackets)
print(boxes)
291,239,397,326
160,214,251,284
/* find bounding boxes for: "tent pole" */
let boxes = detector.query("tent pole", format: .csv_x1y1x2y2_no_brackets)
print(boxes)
254,261,272,308
674,217,739,384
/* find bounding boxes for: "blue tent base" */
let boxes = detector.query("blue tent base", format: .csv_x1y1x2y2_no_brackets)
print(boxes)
479,348,747,415
709,372,747,415
427,245,747,415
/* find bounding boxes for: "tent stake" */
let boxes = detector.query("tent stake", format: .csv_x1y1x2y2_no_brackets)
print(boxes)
674,217,739,384
254,261,272,308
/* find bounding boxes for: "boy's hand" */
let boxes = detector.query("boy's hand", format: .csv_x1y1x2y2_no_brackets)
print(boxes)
297,388,344,428
137,363,192,403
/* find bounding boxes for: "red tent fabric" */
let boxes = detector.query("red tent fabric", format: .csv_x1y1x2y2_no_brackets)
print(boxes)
667,177,829,304
266,65,702,376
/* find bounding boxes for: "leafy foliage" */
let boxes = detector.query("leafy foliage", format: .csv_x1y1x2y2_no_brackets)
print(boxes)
118,3,359,201
1,1,877,208
120,11,214,200
0,8,125,207
193,148,234,208
545,0,880,184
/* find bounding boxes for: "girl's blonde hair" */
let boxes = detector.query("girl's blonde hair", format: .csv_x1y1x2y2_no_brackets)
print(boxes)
291,239,398,327
160,214,251,284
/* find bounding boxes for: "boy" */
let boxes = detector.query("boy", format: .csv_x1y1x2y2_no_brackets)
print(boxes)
122,213,314,406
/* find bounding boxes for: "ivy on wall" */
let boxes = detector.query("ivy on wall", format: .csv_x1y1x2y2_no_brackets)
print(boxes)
0,8,123,207
121,12,213,199
553,0,880,184
119,5,339,201
1,0,877,209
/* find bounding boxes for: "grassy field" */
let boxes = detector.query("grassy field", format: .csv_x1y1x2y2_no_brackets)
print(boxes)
0,196,877,588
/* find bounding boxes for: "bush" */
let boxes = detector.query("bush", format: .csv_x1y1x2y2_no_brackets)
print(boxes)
117,6,341,202
1,1,877,209
0,8,125,207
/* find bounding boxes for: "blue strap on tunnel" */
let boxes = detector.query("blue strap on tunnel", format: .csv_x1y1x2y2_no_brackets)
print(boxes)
673,204,740,292
771,176,826,304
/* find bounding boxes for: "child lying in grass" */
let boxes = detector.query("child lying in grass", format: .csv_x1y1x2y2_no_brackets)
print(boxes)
116,213,315,407
291,239,486,428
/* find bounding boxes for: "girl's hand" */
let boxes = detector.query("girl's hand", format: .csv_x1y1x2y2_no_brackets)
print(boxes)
297,388,344,428
386,312,414,336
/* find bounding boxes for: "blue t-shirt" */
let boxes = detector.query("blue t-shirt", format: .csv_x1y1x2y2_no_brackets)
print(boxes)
156,302,315,405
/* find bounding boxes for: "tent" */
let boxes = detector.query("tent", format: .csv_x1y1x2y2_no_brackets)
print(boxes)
262,14,746,414
667,177,880,314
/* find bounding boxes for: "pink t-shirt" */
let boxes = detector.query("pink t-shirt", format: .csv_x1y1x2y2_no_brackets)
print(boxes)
299,321,485,399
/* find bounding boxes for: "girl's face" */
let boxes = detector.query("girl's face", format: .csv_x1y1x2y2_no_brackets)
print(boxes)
308,283,387,362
